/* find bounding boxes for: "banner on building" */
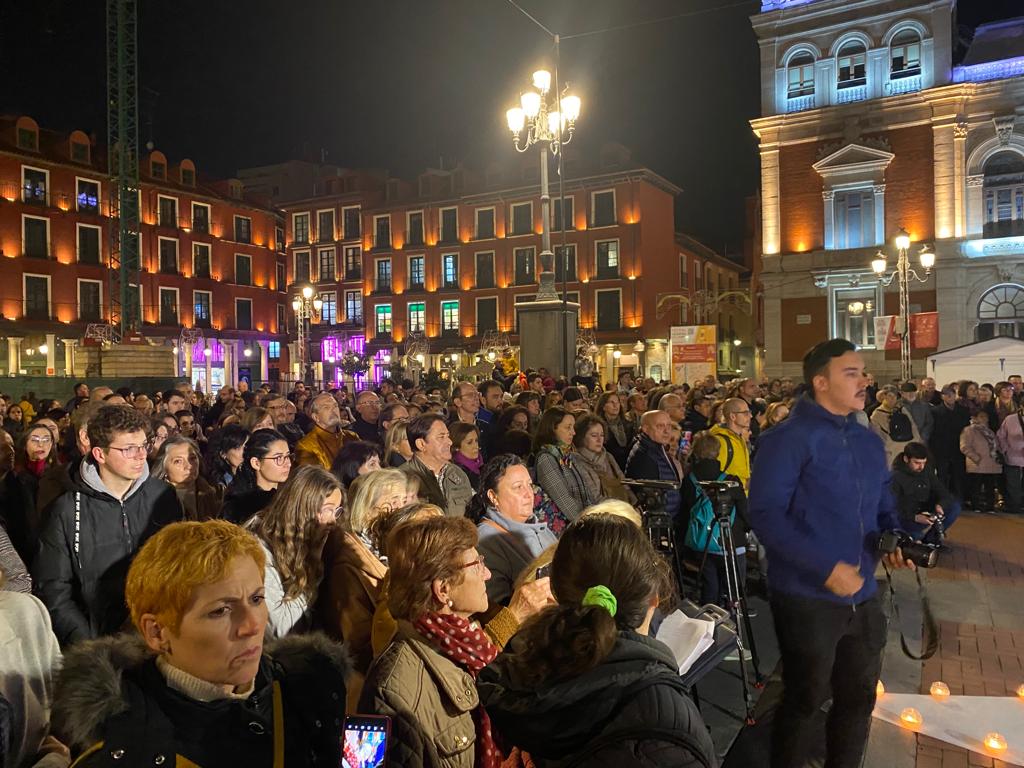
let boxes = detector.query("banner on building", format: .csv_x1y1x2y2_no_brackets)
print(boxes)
670,325,717,385
874,313,939,351
910,311,939,349
873,315,901,351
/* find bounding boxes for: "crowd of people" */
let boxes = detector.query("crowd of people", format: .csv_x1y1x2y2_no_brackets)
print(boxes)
0,354,1012,767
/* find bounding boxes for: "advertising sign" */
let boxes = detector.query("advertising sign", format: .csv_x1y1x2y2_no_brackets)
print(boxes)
670,325,717,385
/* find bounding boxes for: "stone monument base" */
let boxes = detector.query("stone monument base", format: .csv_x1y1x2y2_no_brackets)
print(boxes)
517,299,579,378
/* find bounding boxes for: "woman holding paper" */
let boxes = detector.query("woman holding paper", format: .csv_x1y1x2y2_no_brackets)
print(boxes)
477,514,716,767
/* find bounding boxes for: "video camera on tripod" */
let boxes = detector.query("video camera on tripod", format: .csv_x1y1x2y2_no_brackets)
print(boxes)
621,477,683,583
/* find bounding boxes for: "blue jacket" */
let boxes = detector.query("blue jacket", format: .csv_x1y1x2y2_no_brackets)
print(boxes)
748,396,901,605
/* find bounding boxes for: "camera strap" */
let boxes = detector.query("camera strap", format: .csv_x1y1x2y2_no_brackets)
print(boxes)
882,565,938,660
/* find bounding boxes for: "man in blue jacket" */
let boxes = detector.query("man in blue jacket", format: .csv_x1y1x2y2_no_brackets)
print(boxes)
749,339,913,768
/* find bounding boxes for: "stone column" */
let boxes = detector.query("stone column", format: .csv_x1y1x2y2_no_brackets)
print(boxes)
63,339,77,378
822,190,835,250
184,343,194,382
260,341,269,385
872,185,887,246
7,337,22,375
953,121,968,237
204,341,214,393
966,175,985,236
45,333,56,376
222,340,235,394
760,147,781,255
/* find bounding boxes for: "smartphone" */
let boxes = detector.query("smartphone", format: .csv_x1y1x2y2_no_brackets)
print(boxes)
535,564,551,579
341,715,391,768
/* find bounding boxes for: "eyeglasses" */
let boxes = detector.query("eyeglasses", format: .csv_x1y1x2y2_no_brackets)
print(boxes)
28,435,53,445
459,554,487,574
319,504,343,520
107,444,149,459
262,453,294,466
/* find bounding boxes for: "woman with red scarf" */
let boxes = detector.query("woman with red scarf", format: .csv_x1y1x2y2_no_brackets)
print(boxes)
359,515,503,768
10,424,57,562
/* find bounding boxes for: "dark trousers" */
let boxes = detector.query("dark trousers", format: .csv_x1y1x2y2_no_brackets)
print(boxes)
770,592,887,768
698,551,748,607
934,454,966,502
1004,465,1023,514
966,472,999,512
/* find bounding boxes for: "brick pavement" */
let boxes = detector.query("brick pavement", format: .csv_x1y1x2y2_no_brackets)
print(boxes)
911,513,1024,768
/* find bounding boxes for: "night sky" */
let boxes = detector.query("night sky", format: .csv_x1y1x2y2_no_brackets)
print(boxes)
3,0,1020,256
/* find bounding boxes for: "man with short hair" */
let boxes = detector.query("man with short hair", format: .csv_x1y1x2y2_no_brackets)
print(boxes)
89,386,114,403
624,410,682,520
919,377,940,406
450,381,481,426
711,398,753,490
379,402,409,439
352,390,383,443
890,442,959,544
264,393,303,449
749,339,910,768
399,414,473,518
477,380,504,425
899,382,934,443
379,378,397,400
682,392,714,434
733,377,765,444
33,405,182,646
66,382,89,411
163,390,188,417
296,393,358,469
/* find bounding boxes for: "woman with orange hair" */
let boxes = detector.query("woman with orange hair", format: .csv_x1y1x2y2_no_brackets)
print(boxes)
50,519,350,768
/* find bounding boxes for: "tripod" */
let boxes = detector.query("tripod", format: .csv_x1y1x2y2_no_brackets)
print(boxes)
645,507,688,596
696,484,763,725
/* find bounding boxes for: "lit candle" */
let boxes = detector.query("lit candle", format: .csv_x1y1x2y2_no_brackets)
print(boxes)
983,732,1007,754
900,708,923,728
929,681,950,700
1017,683,1024,700
876,680,885,696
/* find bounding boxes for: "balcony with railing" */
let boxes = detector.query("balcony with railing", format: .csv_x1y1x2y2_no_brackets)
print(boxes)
786,93,816,112
836,82,868,104
885,73,922,96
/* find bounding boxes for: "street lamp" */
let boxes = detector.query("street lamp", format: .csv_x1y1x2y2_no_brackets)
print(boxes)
506,69,581,301
292,284,322,386
870,228,935,381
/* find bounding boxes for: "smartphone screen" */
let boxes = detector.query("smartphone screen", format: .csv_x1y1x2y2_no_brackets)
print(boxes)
341,715,390,768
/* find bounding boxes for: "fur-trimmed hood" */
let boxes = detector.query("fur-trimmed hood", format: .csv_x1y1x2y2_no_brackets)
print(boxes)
52,631,351,753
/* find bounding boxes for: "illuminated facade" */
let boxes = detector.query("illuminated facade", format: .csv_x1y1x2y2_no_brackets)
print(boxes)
0,115,288,386
751,0,1024,379
278,147,689,384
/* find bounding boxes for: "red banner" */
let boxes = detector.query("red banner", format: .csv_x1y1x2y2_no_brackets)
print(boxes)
910,311,939,350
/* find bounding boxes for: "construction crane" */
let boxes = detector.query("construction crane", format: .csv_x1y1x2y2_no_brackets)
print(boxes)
106,0,141,341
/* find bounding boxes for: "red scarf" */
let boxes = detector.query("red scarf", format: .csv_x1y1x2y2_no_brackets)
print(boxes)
413,612,501,768
25,458,48,478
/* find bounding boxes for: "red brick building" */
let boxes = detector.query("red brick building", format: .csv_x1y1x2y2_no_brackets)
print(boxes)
278,146,689,384
0,115,288,387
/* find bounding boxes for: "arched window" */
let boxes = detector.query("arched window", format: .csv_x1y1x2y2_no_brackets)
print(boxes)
977,284,1024,341
788,51,815,98
837,41,867,88
983,151,1024,238
890,30,921,77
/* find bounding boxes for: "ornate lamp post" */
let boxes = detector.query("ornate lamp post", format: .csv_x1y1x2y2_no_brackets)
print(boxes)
291,284,322,386
505,70,581,300
871,228,935,381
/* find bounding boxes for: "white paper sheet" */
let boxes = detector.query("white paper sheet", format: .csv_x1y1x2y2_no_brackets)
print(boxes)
656,609,716,675
872,692,1024,765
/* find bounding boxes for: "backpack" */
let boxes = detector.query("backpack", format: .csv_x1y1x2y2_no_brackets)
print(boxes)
684,472,732,556
887,408,914,442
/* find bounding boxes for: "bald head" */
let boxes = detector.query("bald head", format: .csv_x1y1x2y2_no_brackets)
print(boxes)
641,410,673,446
722,397,752,435
659,393,684,423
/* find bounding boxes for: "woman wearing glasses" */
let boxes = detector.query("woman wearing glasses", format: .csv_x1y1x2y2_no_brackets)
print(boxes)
248,465,342,638
221,429,292,526
34,405,182,647
360,516,500,768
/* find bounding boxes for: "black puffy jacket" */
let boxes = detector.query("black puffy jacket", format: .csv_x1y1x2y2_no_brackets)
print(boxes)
477,630,717,767
889,460,956,528
52,632,351,768
32,460,182,646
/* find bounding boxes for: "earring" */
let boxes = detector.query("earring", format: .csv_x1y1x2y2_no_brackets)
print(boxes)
447,599,453,608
